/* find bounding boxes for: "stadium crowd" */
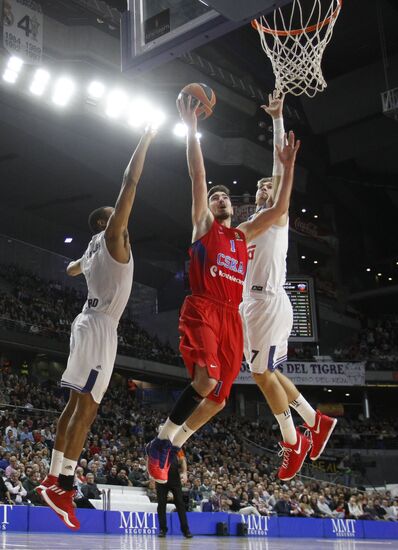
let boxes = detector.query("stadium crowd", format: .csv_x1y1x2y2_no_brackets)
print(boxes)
0,369,397,520
0,262,396,370
0,263,178,365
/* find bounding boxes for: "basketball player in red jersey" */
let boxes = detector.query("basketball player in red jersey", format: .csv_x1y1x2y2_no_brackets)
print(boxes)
146,95,301,483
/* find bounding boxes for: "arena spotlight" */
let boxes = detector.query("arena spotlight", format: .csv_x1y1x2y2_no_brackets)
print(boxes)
233,180,238,185
106,89,128,119
52,77,75,106
2,69,18,84
301,208,307,213
152,110,167,129
29,69,50,96
64,237,73,244
301,255,306,260
87,81,105,100
195,132,202,140
8,56,23,72
173,123,187,137
128,99,152,128
366,268,371,272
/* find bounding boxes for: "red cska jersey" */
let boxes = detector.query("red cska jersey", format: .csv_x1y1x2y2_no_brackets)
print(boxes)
188,219,247,308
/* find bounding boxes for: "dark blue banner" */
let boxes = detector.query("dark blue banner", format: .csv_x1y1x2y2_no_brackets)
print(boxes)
29,506,104,533
323,518,364,539
279,517,324,538
106,511,167,535
171,512,229,535
229,514,279,537
363,520,398,540
0,504,28,532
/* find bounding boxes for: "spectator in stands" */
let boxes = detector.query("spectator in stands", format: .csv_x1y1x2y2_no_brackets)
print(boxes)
5,455,19,477
0,471,12,504
81,472,102,502
128,461,147,487
274,492,292,517
374,497,388,520
5,471,27,504
299,494,314,517
116,469,132,487
106,466,119,485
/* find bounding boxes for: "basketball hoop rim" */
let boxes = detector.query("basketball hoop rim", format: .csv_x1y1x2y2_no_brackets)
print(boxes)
251,0,342,37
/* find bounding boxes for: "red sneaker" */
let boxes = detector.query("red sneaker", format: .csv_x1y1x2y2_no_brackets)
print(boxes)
305,410,337,461
277,429,311,481
42,484,80,531
145,438,172,483
35,474,58,497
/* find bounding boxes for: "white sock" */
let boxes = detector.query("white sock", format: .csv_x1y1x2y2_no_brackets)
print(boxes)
60,457,77,477
49,449,64,477
275,409,297,445
290,394,316,427
171,423,195,448
158,418,180,441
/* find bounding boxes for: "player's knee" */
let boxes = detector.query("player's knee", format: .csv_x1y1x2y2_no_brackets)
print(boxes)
75,395,99,424
252,370,273,388
192,376,217,397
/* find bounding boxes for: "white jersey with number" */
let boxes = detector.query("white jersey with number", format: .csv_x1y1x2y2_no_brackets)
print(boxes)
241,216,293,373
61,230,134,403
81,230,134,321
243,217,289,298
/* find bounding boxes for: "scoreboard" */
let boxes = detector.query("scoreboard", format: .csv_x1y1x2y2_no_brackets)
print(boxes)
284,277,318,342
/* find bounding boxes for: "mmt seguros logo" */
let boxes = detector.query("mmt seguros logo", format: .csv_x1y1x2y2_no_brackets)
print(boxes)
241,514,269,536
119,511,157,535
331,518,356,538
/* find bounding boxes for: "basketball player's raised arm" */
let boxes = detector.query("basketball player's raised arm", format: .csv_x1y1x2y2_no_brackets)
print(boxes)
106,127,156,237
66,259,82,277
238,131,300,242
177,96,213,239
262,91,286,224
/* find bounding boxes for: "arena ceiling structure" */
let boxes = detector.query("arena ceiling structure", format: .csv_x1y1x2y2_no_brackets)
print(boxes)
0,0,397,304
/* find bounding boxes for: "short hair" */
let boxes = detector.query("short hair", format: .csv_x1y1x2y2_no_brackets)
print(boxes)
88,206,110,234
257,177,273,189
207,185,230,200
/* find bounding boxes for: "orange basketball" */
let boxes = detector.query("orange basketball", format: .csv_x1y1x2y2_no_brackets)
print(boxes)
178,83,216,120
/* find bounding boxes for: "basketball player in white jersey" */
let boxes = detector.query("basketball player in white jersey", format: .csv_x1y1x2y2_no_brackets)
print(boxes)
38,127,156,529
241,92,337,481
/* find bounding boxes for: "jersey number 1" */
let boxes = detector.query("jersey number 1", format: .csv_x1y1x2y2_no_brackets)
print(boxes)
230,240,236,253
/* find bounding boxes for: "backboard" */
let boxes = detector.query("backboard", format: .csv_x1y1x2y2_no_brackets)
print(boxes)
121,0,292,74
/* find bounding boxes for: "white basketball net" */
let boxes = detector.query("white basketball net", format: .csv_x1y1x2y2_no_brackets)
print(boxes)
254,0,342,97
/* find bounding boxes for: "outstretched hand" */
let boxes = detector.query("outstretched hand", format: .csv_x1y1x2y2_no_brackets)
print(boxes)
261,90,284,119
275,131,301,166
176,94,199,131
143,125,158,141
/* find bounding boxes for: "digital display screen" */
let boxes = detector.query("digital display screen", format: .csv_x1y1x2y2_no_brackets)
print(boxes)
284,277,318,341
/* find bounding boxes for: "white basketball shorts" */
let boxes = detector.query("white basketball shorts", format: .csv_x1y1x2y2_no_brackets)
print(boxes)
240,292,293,373
61,312,118,404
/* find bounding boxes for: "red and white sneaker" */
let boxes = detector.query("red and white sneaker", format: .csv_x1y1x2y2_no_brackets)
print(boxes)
35,474,58,498
305,410,337,461
41,484,80,531
277,429,311,481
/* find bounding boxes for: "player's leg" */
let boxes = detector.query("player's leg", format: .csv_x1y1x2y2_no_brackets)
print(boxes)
146,296,220,482
37,391,79,494
147,365,218,482
275,370,337,460
172,398,225,448
41,392,98,529
245,298,310,480
253,370,296,444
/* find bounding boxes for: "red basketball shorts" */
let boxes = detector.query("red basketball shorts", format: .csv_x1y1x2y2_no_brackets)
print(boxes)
179,294,243,404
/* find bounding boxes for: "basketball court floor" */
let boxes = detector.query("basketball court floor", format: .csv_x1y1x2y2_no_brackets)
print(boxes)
1,534,397,550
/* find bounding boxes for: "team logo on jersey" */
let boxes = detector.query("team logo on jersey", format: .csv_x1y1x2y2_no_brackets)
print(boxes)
234,232,243,241
216,253,244,275
251,285,263,292
210,265,218,277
